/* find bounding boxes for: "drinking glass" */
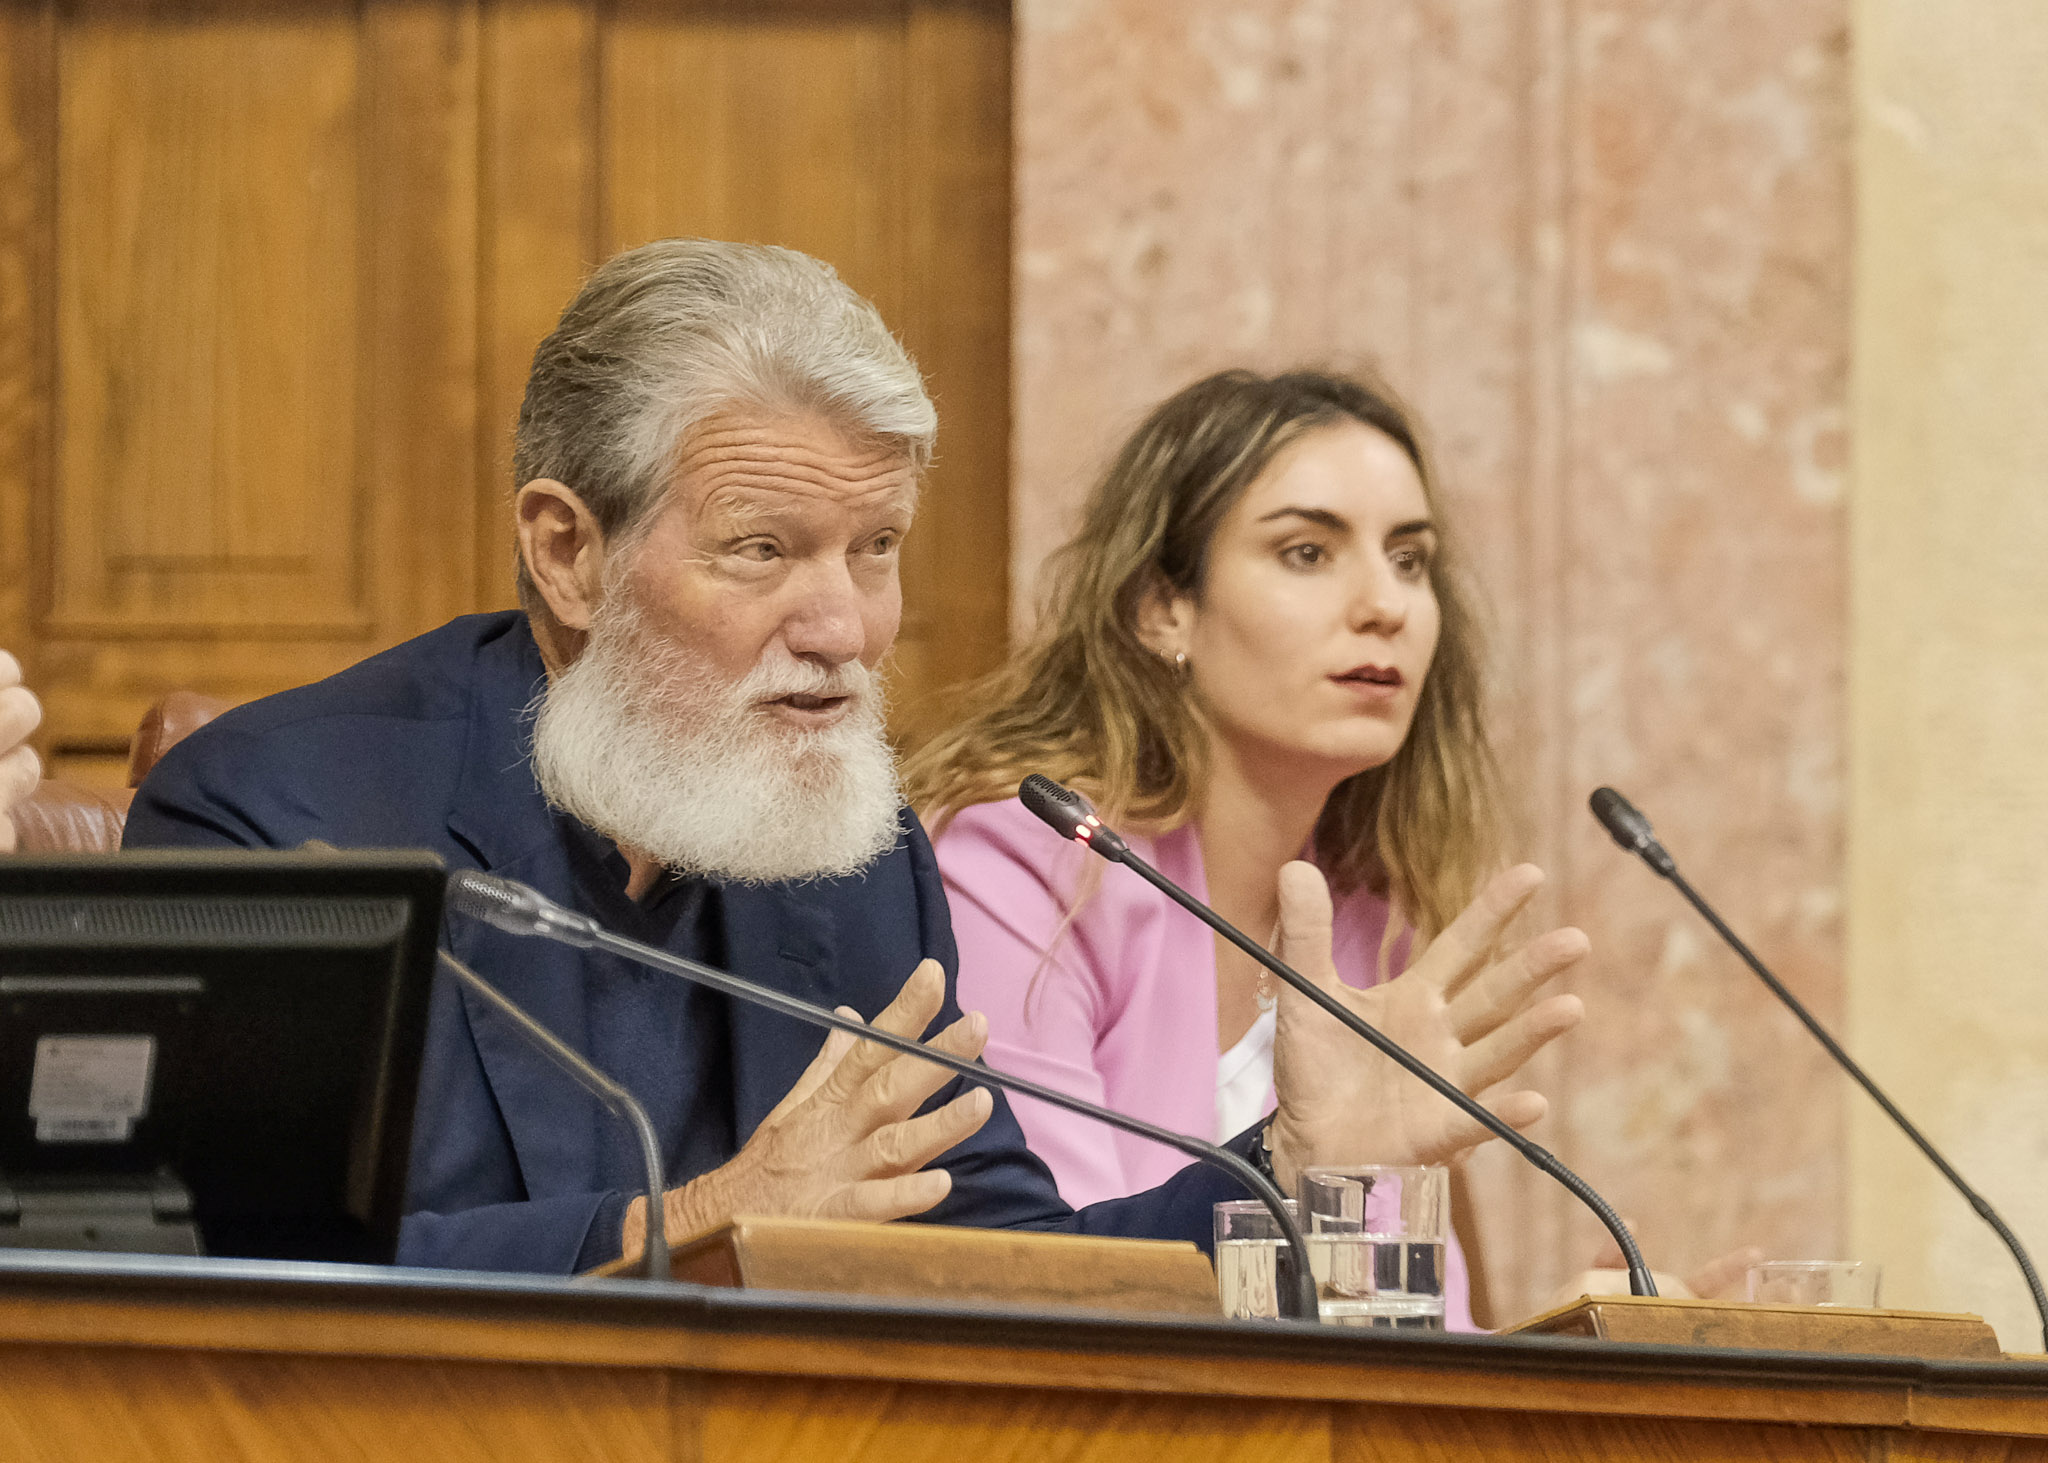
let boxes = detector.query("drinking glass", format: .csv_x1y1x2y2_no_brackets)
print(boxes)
1213,1198,1300,1320
1746,1260,1882,1308
1297,1165,1448,1329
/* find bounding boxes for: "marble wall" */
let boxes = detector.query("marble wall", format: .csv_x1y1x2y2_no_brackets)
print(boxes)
1014,0,1852,1322
1849,0,2048,1352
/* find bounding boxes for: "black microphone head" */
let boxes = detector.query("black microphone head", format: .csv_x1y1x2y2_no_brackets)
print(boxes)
445,868,603,946
1019,774,1091,839
445,868,536,925
1588,787,1676,875
1018,774,1129,860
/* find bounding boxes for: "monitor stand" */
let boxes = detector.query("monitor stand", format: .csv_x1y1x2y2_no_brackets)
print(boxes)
0,1171,201,1255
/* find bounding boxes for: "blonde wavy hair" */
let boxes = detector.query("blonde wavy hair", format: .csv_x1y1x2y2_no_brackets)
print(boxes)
903,367,1501,940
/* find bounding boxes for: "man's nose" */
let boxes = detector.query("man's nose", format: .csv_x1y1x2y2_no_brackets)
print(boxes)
781,560,868,664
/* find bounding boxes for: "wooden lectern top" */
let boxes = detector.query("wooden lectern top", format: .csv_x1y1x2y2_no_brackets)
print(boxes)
1511,1292,2005,1359
589,1214,1222,1317
1,1249,2045,1463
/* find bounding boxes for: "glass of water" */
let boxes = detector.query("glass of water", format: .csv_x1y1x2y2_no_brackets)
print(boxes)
1746,1260,1882,1308
1213,1198,1300,1320
1297,1165,1448,1329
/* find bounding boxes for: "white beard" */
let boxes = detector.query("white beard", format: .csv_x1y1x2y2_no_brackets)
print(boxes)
528,589,903,885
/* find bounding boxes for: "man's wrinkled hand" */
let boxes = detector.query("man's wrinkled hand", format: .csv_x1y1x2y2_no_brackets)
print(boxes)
1267,862,1587,1186
622,958,992,1258
0,651,42,855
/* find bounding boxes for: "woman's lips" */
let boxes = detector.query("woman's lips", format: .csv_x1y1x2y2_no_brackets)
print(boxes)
1328,665,1405,704
1332,664,1403,687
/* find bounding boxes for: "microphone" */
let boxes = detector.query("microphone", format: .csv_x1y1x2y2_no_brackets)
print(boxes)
1019,773,1659,1299
1590,786,2048,1349
1587,787,1674,876
443,867,1320,1320
433,950,669,1283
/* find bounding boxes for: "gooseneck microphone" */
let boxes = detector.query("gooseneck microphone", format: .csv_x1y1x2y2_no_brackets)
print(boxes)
444,867,1320,1320
434,950,669,1283
1020,773,1659,1299
1590,786,2048,1349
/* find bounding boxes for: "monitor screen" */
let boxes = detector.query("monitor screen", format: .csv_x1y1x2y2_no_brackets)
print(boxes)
0,850,443,1263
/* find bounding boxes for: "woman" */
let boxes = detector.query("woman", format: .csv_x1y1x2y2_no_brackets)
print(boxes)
906,367,1509,1328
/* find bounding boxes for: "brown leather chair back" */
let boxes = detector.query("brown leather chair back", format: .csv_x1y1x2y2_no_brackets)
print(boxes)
128,690,232,788
11,690,232,854
10,781,133,856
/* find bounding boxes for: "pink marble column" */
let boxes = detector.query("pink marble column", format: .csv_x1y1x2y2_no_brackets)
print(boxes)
1014,0,1850,1322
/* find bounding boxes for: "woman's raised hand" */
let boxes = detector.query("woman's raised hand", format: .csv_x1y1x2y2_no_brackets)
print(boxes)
1266,862,1587,1185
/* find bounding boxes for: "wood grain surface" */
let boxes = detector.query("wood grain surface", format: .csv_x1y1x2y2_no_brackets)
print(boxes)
0,0,1011,783
1511,1295,2005,1360
604,1215,1222,1318
2,1256,2046,1463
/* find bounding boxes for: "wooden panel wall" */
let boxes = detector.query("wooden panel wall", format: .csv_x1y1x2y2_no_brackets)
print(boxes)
0,0,1011,784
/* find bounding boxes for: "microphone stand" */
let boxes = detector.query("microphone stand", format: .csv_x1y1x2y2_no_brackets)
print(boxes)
1020,774,1659,1299
435,950,670,1284
1590,786,2048,1350
444,872,1321,1320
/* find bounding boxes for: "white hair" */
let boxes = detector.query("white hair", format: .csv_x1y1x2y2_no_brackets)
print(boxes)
528,577,904,885
513,238,936,608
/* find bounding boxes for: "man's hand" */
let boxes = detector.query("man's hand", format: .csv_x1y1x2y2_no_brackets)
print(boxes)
621,959,993,1258
1267,862,1586,1185
0,651,42,855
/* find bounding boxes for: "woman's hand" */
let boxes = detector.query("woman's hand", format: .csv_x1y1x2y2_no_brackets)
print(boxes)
0,651,42,854
1266,862,1586,1185
1545,1231,1765,1310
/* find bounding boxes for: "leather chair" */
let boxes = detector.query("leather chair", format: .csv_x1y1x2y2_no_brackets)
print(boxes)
10,691,232,854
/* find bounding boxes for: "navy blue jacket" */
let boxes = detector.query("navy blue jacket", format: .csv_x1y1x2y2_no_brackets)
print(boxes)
124,613,1253,1271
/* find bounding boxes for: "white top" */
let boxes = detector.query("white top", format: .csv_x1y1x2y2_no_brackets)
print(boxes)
1214,1004,1277,1142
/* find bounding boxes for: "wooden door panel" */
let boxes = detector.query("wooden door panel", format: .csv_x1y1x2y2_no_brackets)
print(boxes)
476,0,600,614
896,2,1009,724
4,0,482,775
53,10,364,637
0,0,1009,783
600,1,1010,744
602,8,906,308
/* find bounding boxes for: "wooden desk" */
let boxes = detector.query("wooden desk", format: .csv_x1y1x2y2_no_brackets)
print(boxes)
0,1251,2044,1461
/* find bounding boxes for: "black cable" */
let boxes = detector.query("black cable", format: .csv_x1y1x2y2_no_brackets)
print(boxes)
1019,773,1657,1299
1592,785,2048,1350
1114,847,1657,1300
444,872,1320,1319
1668,865,2048,1351
436,950,669,1283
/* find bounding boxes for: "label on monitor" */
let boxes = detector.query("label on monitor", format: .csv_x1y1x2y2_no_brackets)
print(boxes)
28,1034,155,1143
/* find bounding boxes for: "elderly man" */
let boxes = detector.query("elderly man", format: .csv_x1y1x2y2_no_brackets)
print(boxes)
126,239,1587,1274
0,652,39,854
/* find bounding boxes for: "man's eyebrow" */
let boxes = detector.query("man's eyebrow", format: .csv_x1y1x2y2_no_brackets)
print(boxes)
698,484,920,534
700,492,777,531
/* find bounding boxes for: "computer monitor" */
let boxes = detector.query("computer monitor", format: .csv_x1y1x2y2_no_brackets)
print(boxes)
0,850,443,1263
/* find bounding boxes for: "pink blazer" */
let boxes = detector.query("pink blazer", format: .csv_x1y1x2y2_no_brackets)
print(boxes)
935,796,1475,1330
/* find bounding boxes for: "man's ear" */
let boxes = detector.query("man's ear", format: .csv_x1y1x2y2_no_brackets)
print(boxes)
1134,572,1194,661
515,480,609,632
